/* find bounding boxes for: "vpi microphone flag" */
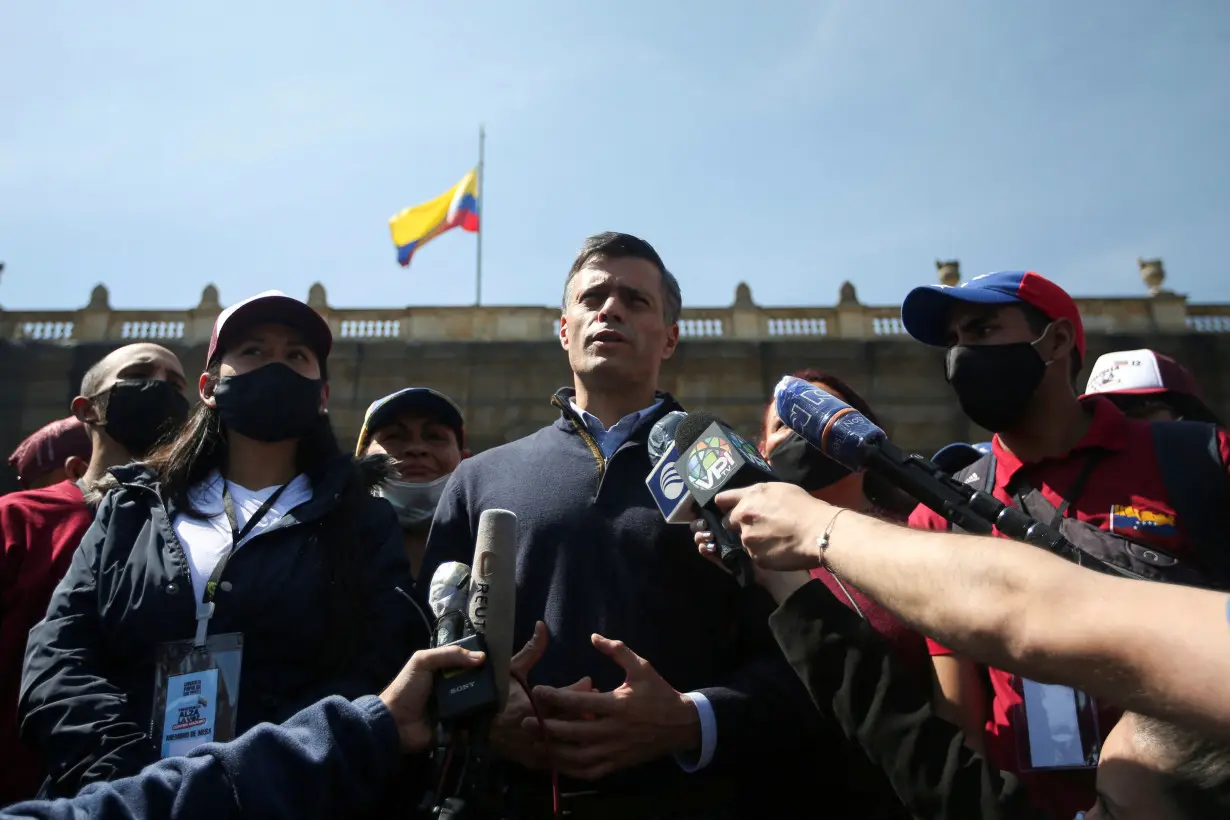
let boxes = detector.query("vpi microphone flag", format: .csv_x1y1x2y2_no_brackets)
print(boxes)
389,168,480,267
646,443,694,524
678,421,773,507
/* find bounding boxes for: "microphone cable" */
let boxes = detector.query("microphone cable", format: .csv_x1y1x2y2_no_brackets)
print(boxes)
512,670,561,820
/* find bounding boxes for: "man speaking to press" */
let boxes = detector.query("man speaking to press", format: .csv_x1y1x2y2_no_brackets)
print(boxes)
418,233,821,818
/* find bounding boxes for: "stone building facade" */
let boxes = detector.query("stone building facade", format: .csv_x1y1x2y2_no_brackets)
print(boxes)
2,260,1228,492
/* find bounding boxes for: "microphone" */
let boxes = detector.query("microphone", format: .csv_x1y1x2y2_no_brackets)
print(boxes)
468,509,518,712
645,412,696,525
674,412,780,586
648,410,687,463
773,376,1145,579
427,561,471,647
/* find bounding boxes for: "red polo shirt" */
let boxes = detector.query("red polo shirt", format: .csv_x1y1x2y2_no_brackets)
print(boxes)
910,397,1230,819
0,481,94,804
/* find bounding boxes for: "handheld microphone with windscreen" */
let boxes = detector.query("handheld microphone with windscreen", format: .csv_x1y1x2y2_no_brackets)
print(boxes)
428,561,471,648
772,375,1145,580
467,509,518,712
674,412,781,586
645,411,695,525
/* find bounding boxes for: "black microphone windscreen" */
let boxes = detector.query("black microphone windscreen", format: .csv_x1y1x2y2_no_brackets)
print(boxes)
674,411,724,453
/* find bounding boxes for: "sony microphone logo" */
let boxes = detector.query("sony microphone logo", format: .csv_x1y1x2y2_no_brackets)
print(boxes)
448,680,477,695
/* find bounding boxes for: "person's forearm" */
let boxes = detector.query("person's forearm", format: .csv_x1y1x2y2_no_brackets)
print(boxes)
2,696,403,820
820,510,1230,739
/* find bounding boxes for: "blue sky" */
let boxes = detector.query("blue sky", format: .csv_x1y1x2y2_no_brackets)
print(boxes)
2,1,1227,312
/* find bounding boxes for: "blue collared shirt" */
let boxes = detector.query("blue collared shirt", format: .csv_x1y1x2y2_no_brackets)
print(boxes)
568,396,717,773
569,399,664,458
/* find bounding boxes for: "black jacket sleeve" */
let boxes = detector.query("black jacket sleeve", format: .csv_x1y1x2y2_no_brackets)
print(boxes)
1,696,409,820
18,493,160,797
767,578,1043,820
277,498,428,719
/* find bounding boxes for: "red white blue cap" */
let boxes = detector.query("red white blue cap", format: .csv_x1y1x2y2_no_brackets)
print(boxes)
901,271,1086,362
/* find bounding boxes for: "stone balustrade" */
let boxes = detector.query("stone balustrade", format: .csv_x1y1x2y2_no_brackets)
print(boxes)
3,261,1229,345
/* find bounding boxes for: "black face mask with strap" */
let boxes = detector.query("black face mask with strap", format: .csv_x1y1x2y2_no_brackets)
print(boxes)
767,431,852,492
944,333,1050,433
98,379,190,456
213,363,323,442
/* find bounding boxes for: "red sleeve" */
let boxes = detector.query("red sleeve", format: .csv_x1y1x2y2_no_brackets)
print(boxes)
1220,428,1230,491
0,496,26,593
906,502,956,655
906,501,949,531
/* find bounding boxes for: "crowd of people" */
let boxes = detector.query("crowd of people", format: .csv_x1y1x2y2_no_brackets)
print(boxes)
0,231,1227,819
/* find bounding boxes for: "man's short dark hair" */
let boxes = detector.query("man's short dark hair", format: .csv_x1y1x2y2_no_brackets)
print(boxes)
563,232,682,325
1134,713,1230,818
80,358,109,398
1019,304,1081,384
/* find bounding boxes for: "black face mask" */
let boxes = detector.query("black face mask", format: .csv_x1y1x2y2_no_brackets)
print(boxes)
768,431,851,492
100,380,190,456
213,363,324,443
945,337,1048,433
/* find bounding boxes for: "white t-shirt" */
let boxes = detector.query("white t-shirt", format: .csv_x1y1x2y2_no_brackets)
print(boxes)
173,470,314,603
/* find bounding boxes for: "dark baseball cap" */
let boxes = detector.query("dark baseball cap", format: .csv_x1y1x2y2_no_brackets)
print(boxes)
932,441,992,474
355,387,466,456
901,271,1086,362
206,290,332,367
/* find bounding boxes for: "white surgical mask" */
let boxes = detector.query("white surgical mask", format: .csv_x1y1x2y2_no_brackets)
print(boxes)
378,474,450,531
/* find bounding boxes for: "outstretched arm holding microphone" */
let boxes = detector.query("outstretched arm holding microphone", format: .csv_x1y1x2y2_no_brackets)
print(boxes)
698,481,1230,743
0,645,486,820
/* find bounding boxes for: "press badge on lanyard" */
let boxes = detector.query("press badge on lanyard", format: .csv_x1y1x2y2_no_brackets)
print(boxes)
151,481,287,758
1005,456,1104,772
1009,678,1102,771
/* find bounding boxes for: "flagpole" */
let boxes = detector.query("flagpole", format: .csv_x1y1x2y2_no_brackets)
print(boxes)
475,124,485,306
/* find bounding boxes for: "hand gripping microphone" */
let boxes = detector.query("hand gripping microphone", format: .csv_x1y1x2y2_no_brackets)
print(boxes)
429,510,518,722
645,411,695,525
424,511,519,820
772,376,1144,580
674,412,781,586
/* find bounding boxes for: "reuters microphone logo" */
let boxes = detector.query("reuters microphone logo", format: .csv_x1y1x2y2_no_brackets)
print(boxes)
660,461,685,500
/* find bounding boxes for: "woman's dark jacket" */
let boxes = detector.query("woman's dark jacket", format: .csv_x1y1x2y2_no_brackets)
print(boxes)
18,454,427,798
768,578,1045,820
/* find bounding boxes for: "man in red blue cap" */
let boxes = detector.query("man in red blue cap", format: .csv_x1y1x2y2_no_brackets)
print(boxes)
900,270,1230,819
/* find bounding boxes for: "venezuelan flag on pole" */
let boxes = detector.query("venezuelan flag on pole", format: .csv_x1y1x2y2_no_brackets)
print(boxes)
388,168,480,267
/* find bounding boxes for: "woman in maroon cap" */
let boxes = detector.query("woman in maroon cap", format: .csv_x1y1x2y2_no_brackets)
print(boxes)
20,291,425,799
1083,348,1222,426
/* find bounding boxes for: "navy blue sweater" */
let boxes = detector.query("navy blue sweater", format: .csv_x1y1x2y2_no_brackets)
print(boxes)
0,696,408,820
419,389,821,808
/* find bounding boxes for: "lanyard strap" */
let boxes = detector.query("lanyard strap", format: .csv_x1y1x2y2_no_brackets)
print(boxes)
1008,451,1106,529
202,480,290,604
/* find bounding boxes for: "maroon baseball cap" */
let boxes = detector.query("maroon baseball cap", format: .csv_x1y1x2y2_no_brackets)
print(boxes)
1082,349,1221,424
8,416,91,483
206,290,332,367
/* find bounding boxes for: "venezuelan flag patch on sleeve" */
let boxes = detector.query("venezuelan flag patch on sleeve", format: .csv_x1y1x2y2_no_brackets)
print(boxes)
1109,505,1177,537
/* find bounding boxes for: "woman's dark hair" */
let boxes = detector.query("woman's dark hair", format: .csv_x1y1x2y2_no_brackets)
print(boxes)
142,359,363,671
763,368,917,520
